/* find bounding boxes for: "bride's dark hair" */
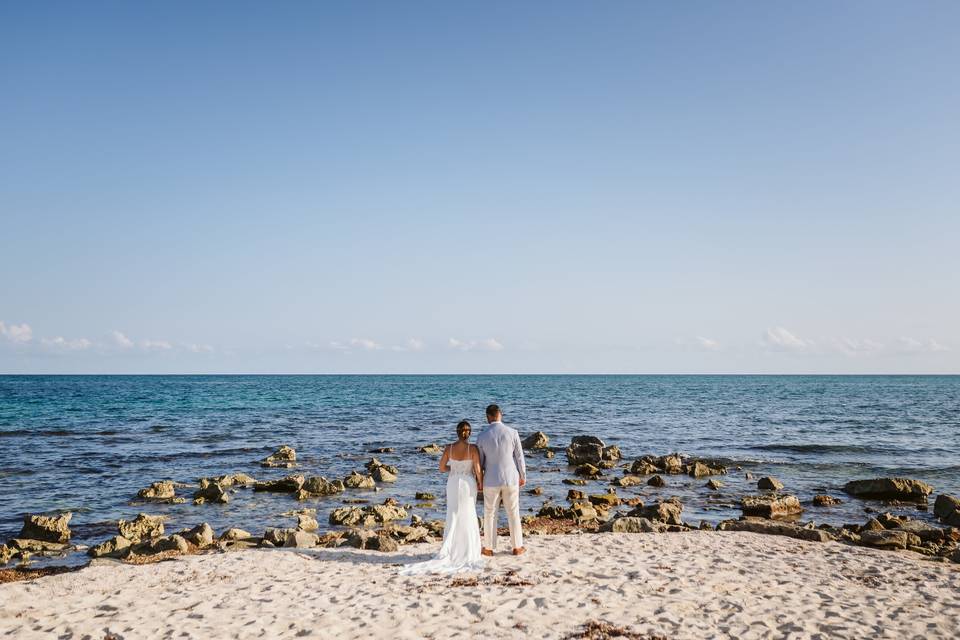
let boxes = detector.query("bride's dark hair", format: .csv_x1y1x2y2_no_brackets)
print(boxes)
456,420,471,439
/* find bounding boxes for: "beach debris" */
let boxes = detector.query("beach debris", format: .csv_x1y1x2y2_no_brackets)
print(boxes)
253,475,305,493
647,475,665,488
260,445,297,469
812,494,841,506
706,479,724,490
757,476,784,491
842,477,933,501
136,480,176,501
522,431,550,449
562,619,659,640
343,471,376,489
193,482,229,505
740,494,802,519
118,513,165,542
294,476,345,500
417,443,443,454
566,436,622,466
627,500,683,526
933,494,960,526
366,458,399,482
19,512,72,543
716,518,834,543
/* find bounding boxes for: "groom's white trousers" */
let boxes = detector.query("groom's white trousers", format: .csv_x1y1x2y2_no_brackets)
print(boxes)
482,485,523,550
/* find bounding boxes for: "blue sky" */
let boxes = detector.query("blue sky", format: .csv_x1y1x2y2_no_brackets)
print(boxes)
1,2,958,373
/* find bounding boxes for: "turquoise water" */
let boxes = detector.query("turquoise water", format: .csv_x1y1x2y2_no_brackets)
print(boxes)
1,375,958,564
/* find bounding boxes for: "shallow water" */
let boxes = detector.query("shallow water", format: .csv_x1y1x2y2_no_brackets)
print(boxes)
1,375,958,566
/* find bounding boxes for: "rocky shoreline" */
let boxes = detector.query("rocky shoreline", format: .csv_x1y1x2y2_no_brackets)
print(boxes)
3,435,959,575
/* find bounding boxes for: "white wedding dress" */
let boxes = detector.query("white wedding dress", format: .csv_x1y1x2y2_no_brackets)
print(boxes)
401,458,485,575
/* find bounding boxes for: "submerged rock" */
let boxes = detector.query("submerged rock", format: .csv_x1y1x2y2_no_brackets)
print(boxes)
588,491,621,507
741,495,802,519
563,478,589,486
567,489,586,501
343,471,376,489
193,482,229,504
253,475,305,493
842,477,933,501
118,513,165,542
415,492,436,501
370,447,395,454
629,460,659,475
757,477,784,491
647,475,665,488
260,445,297,469
706,479,724,491
417,443,443,454
19,512,72,543
574,463,602,477
812,494,842,506
137,481,176,501
199,473,256,489
296,476,345,499
654,454,684,475
566,436,621,466
528,486,543,496
687,461,726,478
522,431,550,449
610,475,644,487
717,518,834,543
371,466,397,483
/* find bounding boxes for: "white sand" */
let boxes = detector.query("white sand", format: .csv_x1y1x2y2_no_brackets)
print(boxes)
2,532,958,639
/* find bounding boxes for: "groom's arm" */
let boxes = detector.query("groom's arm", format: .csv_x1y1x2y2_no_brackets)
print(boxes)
513,431,526,485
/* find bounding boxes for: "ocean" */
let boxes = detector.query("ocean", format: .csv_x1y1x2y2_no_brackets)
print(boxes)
2,375,958,565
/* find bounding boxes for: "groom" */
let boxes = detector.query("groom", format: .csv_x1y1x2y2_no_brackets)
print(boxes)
476,404,526,556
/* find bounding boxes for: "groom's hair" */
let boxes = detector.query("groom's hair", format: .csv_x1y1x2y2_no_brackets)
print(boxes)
485,404,501,419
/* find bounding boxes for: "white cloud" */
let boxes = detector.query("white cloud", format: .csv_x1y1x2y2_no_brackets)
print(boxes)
349,338,381,351
185,343,214,353
112,330,134,348
832,337,884,357
696,336,720,351
895,337,950,354
448,337,504,352
141,340,173,351
41,336,92,350
761,327,812,352
0,321,33,343
391,337,425,352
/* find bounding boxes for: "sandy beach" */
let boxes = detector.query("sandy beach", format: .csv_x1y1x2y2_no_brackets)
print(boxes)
2,531,958,639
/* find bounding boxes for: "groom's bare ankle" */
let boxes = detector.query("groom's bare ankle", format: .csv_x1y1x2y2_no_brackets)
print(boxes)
481,547,494,556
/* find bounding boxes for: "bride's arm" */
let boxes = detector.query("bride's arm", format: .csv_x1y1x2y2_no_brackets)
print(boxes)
471,445,483,492
439,444,451,472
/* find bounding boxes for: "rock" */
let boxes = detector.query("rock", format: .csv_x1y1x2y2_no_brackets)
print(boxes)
745,472,754,480
566,436,621,466
629,460,659,475
563,478,588,486
757,477,784,491
220,528,253,541
366,458,399,474
370,447,395,454
135,534,190,556
894,519,949,542
654,454,684,475
610,475,644,487
813,494,842,506
180,523,215,547
388,525,432,544
717,519,834,543
19,512,72,543
933,494,960,520
137,481,176,500
538,505,570,519
647,475,665,488
687,461,726,478
0,544,13,565
352,530,400,552
575,463,602,477
343,471,376,489
567,489,586,501
296,515,319,532
944,511,960,527
859,530,921,550
741,495,802,519
628,501,683,525
118,513,165,542
589,491,621,507
950,548,960,564
253,475,305,493
862,517,885,532
601,516,663,533
570,502,598,523
706,479,724,490
329,503,407,527
193,482,229,504
199,473,256,488
263,527,296,546
87,535,132,558
545,450,555,459
415,492,436,501
297,476,345,499
371,466,397,483
260,445,297,468
284,530,319,548
842,477,933,501
417,443,443,454
522,431,550,449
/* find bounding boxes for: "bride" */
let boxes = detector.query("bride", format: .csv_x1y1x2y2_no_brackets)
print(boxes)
401,420,485,574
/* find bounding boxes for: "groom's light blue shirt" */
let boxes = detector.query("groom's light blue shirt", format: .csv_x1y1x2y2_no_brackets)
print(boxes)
476,421,526,487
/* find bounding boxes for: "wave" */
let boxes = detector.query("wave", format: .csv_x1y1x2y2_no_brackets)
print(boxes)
749,443,888,455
